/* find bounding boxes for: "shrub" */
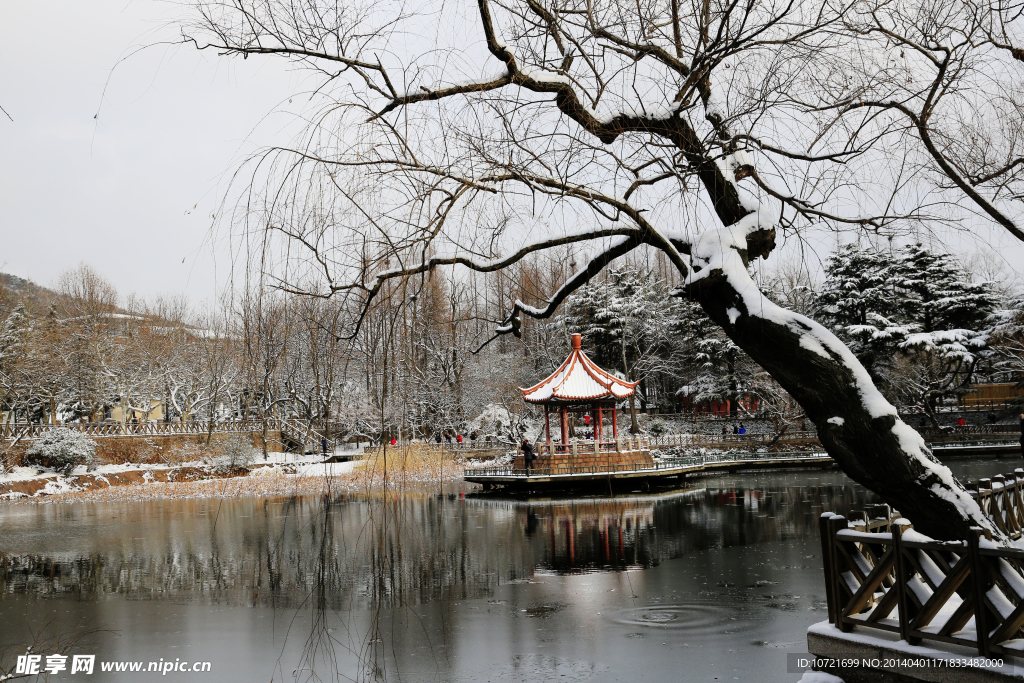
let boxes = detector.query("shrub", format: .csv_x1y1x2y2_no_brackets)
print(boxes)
208,433,258,472
646,418,668,436
25,428,97,474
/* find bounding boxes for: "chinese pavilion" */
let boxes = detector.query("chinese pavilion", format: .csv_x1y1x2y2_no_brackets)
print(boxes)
516,334,653,470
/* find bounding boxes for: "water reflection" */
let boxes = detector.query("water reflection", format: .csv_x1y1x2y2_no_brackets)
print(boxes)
0,472,875,609
0,461,1012,682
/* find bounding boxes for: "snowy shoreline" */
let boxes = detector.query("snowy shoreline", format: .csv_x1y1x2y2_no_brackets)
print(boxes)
0,458,472,505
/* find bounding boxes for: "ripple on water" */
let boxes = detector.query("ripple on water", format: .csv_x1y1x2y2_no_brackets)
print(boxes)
604,604,752,636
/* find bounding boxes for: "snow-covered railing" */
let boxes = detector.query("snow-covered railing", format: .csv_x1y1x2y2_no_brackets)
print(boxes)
640,413,776,422
921,424,1021,437
536,437,649,456
0,419,278,439
468,449,833,478
279,418,336,454
965,471,1024,541
820,511,1024,658
641,431,821,448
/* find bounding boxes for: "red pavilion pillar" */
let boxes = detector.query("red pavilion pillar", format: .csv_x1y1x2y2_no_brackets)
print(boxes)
544,407,552,452
560,405,569,446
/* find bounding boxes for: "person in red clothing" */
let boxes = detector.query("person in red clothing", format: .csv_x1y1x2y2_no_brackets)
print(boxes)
956,416,966,428
456,433,463,444
390,437,397,446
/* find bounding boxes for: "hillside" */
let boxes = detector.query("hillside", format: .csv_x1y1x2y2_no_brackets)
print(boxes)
0,272,57,312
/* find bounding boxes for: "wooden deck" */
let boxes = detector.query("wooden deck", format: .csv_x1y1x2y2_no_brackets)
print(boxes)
464,451,836,489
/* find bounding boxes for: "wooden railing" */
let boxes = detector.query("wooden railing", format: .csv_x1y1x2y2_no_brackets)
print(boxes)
821,495,1024,657
536,437,649,456
468,450,835,478
0,419,277,440
965,471,1024,540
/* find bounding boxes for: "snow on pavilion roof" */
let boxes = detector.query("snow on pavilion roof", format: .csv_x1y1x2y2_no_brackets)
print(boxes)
520,334,638,404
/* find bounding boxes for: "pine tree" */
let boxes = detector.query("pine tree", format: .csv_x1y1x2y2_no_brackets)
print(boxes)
815,242,1001,424
0,304,30,420
814,244,908,388
988,297,1024,403
892,244,1000,423
674,298,765,418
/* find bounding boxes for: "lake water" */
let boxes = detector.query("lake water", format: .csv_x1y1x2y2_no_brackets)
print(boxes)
0,459,1017,682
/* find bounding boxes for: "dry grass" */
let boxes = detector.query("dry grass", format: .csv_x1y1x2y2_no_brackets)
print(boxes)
354,444,464,489
37,471,344,504
8,443,466,505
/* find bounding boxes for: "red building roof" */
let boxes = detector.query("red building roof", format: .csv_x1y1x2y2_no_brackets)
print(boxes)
520,334,638,403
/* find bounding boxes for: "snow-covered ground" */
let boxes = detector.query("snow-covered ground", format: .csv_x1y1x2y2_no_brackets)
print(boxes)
291,461,360,478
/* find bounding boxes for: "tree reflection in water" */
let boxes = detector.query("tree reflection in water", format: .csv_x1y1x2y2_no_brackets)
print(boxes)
0,472,879,680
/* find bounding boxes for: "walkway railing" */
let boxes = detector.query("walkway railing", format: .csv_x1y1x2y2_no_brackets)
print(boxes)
922,424,1021,437
821,468,1024,659
0,419,275,439
820,513,1024,658
645,431,822,447
466,450,834,478
964,470,1024,541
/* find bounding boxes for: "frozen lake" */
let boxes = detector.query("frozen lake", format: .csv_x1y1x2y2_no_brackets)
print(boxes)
0,459,1016,682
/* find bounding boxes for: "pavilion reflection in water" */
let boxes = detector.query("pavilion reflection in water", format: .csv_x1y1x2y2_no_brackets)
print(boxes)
474,488,702,569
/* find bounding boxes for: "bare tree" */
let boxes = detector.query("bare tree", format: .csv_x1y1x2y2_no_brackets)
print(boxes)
182,0,1024,539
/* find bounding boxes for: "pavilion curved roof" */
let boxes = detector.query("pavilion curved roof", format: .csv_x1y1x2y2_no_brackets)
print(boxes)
520,334,638,404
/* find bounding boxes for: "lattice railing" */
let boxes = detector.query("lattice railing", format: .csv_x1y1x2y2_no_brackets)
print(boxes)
0,419,276,440
967,472,1024,540
821,506,1024,657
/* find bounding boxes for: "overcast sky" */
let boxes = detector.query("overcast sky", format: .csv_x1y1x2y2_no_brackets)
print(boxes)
0,0,304,305
2,0,1022,308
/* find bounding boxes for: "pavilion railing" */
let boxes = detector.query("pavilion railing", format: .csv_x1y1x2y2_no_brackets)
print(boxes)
469,460,683,478
535,437,650,456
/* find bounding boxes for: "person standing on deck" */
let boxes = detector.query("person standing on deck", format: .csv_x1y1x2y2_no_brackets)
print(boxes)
521,438,535,476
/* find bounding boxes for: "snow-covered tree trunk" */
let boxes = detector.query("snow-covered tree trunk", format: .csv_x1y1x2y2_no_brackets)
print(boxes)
686,226,993,541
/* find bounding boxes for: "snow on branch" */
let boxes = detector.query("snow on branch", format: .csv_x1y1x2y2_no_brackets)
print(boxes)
490,234,646,341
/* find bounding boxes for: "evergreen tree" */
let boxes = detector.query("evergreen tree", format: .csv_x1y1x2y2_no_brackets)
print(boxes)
678,299,762,418
988,296,1024,404
564,268,767,420
562,268,686,429
814,244,908,388
892,244,1000,422
815,242,1000,424
0,304,30,420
